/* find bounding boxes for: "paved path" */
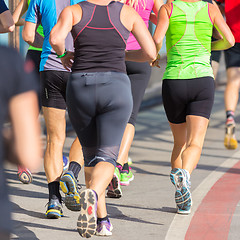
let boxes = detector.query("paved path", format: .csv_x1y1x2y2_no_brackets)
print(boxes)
5,86,240,240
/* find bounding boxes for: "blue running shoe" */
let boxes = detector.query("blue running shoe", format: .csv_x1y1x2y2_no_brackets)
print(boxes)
46,198,63,219
60,170,81,211
63,155,69,172
170,168,192,214
77,189,98,238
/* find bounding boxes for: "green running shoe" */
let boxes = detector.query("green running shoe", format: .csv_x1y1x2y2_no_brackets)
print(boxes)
120,170,134,186
107,167,122,198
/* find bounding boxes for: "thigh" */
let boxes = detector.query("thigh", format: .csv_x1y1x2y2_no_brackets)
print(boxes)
162,79,187,124
66,72,98,152
40,70,69,110
186,115,209,148
187,77,215,120
97,72,133,148
126,61,152,125
226,67,240,84
42,106,66,139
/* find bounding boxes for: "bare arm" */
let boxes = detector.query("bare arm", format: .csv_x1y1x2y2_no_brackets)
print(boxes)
210,4,235,50
9,91,42,172
22,21,44,48
50,6,75,56
150,0,164,25
153,5,169,54
50,5,81,71
13,0,28,26
0,10,15,33
122,6,156,62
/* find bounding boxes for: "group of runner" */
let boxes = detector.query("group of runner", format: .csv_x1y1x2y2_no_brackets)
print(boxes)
0,0,238,238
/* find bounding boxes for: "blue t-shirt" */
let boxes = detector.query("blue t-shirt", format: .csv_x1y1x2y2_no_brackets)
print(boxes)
0,0,8,14
25,0,84,72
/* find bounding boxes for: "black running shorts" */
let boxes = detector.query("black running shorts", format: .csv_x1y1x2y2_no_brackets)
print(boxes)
162,76,215,124
224,43,240,69
40,70,70,109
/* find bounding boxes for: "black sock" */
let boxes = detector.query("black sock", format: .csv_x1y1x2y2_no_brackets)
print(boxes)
48,181,61,202
122,163,129,173
97,216,108,224
68,161,81,180
116,163,122,169
226,110,235,120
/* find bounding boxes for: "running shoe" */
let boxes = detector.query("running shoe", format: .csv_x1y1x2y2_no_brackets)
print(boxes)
60,170,81,211
17,166,33,184
107,167,122,198
46,198,63,219
120,169,134,186
170,168,192,214
128,157,133,165
224,120,238,149
96,219,113,236
63,155,69,172
77,189,98,238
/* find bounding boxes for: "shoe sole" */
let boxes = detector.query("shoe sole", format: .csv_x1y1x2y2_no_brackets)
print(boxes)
17,170,33,184
224,125,238,149
60,173,81,211
170,168,192,214
107,174,122,198
46,209,63,219
120,175,134,186
96,225,113,236
77,189,97,238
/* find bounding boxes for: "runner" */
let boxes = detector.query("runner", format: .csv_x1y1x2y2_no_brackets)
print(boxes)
23,0,85,218
50,0,156,236
0,45,41,240
13,0,42,185
152,0,234,214
107,0,163,199
0,0,14,33
215,0,240,150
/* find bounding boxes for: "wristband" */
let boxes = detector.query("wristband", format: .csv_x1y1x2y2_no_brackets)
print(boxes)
56,50,67,58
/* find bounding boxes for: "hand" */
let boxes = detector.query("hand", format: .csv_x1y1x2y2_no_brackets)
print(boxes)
61,51,74,72
150,54,161,68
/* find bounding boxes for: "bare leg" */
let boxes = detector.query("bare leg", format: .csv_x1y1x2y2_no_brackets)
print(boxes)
117,123,135,166
170,115,209,175
211,60,220,81
169,122,187,170
224,67,240,112
84,162,115,218
69,137,84,166
43,107,66,183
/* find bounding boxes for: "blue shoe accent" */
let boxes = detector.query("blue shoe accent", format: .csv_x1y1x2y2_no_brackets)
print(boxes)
63,155,69,172
46,198,63,219
170,168,192,214
60,170,81,211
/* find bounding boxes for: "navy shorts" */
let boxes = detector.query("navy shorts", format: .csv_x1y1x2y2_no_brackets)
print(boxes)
162,77,215,124
40,70,70,110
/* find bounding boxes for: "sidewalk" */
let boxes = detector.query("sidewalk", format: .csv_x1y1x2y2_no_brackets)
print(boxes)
5,84,240,240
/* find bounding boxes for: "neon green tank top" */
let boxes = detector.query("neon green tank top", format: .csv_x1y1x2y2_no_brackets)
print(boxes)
27,0,44,51
163,0,214,80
